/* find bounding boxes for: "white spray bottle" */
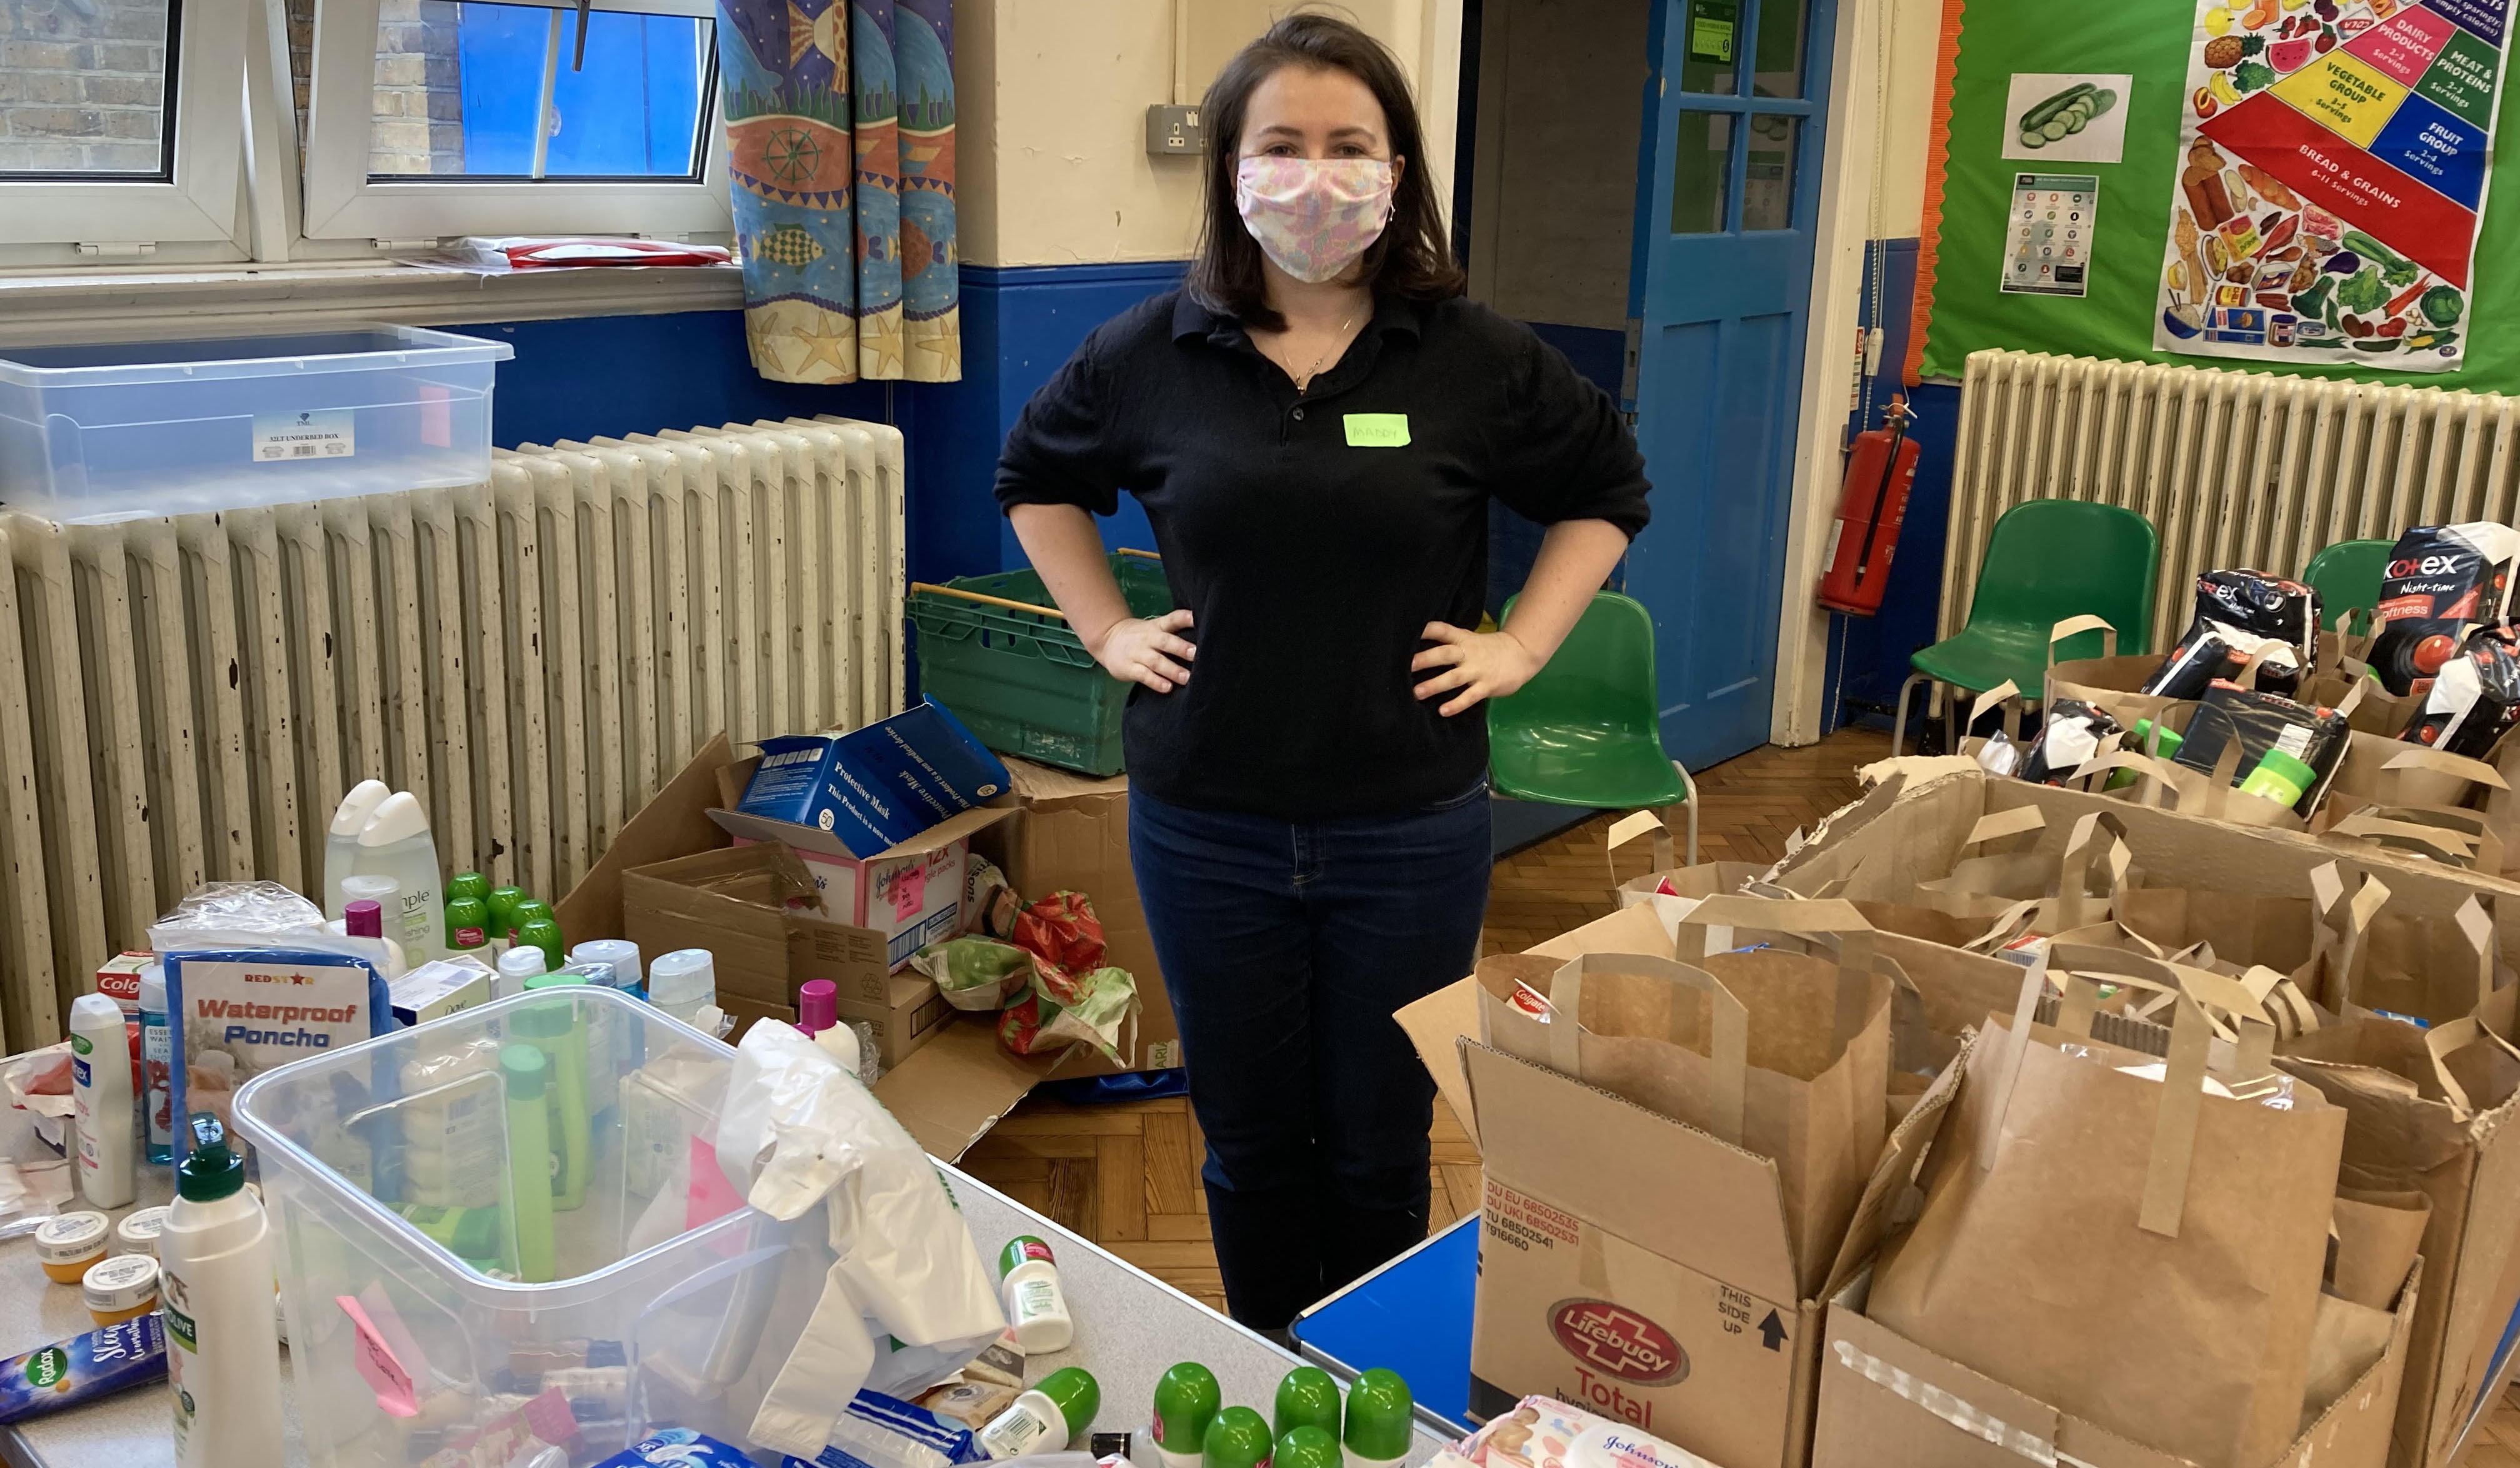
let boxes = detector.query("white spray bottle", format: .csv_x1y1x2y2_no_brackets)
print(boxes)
322,780,389,920
355,792,446,963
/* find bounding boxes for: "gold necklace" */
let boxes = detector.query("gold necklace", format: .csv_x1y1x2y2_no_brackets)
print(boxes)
1294,313,1358,390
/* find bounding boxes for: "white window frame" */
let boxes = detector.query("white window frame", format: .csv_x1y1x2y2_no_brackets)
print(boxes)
0,0,252,267
300,0,733,244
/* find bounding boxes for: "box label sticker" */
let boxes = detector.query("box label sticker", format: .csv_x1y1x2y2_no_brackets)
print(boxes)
892,863,928,921
252,410,356,463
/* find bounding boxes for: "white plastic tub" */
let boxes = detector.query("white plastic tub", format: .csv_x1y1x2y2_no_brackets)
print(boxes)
231,987,821,1468
0,326,511,524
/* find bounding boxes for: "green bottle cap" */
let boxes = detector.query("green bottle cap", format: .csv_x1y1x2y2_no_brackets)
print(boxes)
1204,1407,1274,1468
1275,1425,1341,1468
1152,1362,1221,1455
522,972,589,991
516,916,566,965
1341,1370,1413,1461
1000,1235,1056,1278
512,998,578,1039
446,895,491,949
447,872,492,905
501,1042,548,1100
1034,1366,1101,1437
488,885,529,930
1274,1367,1342,1440
176,1112,246,1203
2246,747,2318,792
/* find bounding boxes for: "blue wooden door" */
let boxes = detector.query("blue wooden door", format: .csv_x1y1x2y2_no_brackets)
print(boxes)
1623,0,1836,770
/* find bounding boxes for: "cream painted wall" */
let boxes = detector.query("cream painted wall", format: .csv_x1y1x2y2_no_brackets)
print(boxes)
959,0,1460,268
1876,0,1941,237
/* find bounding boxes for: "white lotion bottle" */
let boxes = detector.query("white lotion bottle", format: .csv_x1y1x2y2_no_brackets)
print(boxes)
163,1113,285,1468
69,993,136,1208
322,780,390,920
355,792,447,962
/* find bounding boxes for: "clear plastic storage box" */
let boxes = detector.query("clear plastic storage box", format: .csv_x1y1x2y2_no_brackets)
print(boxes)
232,987,819,1468
0,326,511,525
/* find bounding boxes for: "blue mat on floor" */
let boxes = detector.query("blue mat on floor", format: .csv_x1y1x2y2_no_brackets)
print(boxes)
1044,1068,1189,1104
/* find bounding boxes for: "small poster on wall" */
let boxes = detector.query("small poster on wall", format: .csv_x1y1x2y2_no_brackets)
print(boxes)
2002,174,2102,295
2154,0,2512,370
2002,74,2136,163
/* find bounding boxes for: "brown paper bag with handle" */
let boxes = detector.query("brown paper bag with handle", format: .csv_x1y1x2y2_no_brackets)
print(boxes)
1868,955,2348,1468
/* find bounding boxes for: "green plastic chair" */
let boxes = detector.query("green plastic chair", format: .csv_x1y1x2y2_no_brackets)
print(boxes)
1891,500,2161,756
2302,538,2394,638
1489,590,1699,868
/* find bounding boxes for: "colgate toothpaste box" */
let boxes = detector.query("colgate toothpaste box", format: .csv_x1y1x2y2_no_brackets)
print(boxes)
1418,1035,1959,1468
93,952,151,1018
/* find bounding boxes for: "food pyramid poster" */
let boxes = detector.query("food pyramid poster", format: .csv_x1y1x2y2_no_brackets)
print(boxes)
2155,0,2512,369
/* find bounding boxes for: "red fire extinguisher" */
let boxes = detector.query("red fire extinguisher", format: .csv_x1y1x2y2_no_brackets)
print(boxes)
1817,396,1920,616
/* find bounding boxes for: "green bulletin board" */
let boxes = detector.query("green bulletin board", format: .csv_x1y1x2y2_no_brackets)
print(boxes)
1916,0,2520,391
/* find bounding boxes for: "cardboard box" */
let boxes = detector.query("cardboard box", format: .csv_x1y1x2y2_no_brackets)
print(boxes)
711,792,1009,970
731,702,1012,858
554,730,739,945
1441,1038,1958,1468
972,757,1181,1078
711,972,951,1069
1811,1261,2418,1468
389,957,494,1026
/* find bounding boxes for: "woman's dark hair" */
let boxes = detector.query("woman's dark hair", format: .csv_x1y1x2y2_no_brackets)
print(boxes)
1186,12,1465,330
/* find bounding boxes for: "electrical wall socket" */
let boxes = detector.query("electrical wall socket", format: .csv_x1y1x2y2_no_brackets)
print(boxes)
1146,104,1204,156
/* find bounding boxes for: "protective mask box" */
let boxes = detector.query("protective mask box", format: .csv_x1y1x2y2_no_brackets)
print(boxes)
1400,1015,1955,1468
732,702,1013,859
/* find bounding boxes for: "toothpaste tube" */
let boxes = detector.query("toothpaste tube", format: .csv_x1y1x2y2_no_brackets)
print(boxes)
0,1315,168,1423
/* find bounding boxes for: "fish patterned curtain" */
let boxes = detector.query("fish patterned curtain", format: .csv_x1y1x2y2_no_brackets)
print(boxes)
716,0,959,383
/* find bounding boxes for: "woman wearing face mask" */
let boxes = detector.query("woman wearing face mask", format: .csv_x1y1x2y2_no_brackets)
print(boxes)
993,13,1650,1330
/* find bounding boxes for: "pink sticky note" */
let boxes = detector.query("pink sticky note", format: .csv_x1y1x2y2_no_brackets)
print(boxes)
336,1295,420,1417
892,862,929,922
686,1134,748,1232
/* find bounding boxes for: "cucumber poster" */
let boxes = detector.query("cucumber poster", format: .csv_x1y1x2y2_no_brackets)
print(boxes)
2153,0,2510,368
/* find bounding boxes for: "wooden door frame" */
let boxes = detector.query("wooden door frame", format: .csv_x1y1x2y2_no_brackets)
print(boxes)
1769,0,1897,745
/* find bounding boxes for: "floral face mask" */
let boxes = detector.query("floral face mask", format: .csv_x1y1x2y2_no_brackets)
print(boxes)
1234,156,1396,284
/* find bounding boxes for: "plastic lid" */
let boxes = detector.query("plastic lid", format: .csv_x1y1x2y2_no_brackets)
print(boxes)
138,962,164,1009
331,780,390,837
501,1041,548,1100
512,899,555,924
82,1254,159,1312
448,872,491,903
345,899,385,938
2254,748,2318,787
498,947,551,979
517,918,565,950
1274,1425,1341,1468
358,790,431,847
1152,1362,1221,1449
1204,1406,1274,1468
342,873,400,904
1033,1367,1100,1436
648,948,714,1005
572,940,642,989
69,992,121,1030
178,1113,246,1203
799,979,838,1035
1273,1366,1341,1440
33,1211,111,1263
1340,1369,1414,1459
115,1206,169,1252
1000,1235,1055,1277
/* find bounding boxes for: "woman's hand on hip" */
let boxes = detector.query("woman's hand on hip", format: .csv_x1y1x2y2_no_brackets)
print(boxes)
1092,608,1198,693
1412,623,1542,716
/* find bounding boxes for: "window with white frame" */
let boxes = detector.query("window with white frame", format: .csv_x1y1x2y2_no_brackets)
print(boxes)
299,0,730,244
0,0,729,266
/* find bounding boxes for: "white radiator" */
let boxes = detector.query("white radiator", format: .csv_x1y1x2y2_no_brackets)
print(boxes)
1941,349,2520,652
0,415,904,1050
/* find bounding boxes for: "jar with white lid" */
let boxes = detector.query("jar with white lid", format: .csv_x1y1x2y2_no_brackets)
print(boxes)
83,1253,160,1326
116,1204,171,1258
34,1210,111,1284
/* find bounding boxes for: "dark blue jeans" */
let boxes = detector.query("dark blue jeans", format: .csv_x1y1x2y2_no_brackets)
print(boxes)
1130,782,1492,1329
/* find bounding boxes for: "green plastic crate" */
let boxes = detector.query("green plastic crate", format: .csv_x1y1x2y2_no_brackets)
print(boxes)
909,552,1172,777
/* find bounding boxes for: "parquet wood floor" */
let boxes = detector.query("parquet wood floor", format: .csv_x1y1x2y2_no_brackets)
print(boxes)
956,727,1890,1318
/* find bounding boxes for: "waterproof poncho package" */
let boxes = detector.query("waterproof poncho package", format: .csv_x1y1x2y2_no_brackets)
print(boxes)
2371,523,2520,693
714,1019,1007,1460
2019,700,2124,785
2399,623,2520,758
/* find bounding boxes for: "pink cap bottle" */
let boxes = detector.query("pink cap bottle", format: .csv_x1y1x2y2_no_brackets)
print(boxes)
798,978,838,1036
344,899,384,938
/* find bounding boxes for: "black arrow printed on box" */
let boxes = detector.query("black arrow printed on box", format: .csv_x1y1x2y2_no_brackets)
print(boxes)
1758,1310,1787,1351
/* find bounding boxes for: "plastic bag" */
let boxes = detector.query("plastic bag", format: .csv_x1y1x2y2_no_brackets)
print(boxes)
994,893,1140,1065
147,880,369,960
714,1020,1007,1459
909,938,1036,1012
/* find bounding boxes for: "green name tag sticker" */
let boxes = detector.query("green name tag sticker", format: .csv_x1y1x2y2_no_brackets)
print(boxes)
1344,413,1411,448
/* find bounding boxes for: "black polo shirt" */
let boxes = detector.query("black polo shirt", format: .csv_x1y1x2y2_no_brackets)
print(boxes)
993,288,1652,823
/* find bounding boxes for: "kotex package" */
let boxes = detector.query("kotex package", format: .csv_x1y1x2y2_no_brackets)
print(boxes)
2190,568,2321,660
2371,523,2520,693
2140,621,2306,700
2400,623,2520,760
2173,681,2351,812
714,1020,1007,1460
2019,700,2124,785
